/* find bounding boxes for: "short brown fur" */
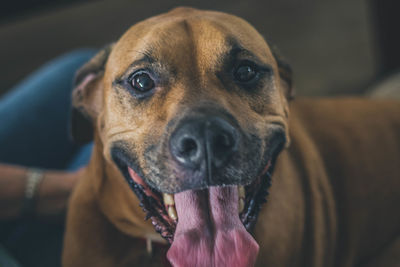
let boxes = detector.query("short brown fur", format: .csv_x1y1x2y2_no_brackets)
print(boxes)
63,7,400,267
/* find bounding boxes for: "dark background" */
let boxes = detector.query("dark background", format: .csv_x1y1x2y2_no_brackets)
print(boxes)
0,0,399,98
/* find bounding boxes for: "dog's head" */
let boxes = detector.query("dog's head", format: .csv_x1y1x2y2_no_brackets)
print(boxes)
71,7,293,267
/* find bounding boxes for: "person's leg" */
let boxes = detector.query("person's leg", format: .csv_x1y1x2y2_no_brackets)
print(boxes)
67,142,94,171
0,50,96,267
0,49,96,169
0,244,21,267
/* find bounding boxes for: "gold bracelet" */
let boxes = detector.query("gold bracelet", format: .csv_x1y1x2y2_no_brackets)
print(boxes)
22,168,44,217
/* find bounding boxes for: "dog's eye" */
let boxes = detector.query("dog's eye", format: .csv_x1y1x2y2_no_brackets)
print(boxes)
234,64,257,83
131,72,155,92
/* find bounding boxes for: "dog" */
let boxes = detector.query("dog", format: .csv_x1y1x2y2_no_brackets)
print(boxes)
62,7,400,267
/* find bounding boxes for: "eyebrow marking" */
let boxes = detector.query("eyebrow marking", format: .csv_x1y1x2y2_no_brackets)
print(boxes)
132,48,156,61
112,53,155,86
224,37,272,70
128,53,155,68
226,38,248,55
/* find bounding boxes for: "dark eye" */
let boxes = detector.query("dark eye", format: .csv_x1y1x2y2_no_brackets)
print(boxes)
234,64,257,83
131,71,155,92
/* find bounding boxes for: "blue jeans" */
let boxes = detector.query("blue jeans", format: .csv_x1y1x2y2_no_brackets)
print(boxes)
0,49,96,267
0,49,95,170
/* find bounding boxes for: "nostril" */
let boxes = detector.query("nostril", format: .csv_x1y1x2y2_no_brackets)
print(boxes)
206,120,239,168
179,137,198,157
170,121,204,168
215,133,233,151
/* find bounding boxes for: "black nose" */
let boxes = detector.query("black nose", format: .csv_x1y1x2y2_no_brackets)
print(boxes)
170,117,239,169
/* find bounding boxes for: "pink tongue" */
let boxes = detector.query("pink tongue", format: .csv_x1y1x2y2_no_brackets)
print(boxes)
167,186,259,267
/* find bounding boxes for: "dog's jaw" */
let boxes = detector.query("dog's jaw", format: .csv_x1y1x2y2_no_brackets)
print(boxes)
122,159,275,267
111,134,281,266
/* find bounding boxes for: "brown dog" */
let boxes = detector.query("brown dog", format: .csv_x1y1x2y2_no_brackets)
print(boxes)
62,7,400,267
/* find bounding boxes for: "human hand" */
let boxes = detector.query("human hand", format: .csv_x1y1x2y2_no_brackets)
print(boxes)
0,164,86,220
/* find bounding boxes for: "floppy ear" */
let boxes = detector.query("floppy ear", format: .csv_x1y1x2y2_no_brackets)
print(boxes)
70,43,114,143
269,44,294,100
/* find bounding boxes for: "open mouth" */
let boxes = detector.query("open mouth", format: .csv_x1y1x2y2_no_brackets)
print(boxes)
110,128,285,265
112,147,278,243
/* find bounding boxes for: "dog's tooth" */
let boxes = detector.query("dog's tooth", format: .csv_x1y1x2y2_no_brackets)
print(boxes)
239,198,245,213
163,193,175,206
238,186,245,199
238,186,245,213
168,206,178,221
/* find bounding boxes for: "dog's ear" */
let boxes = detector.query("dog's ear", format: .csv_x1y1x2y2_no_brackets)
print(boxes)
269,44,294,100
70,43,114,143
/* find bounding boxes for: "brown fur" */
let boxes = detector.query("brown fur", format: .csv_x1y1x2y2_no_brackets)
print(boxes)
62,7,400,267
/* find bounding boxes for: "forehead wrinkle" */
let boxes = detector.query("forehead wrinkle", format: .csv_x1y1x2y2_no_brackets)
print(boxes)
192,20,228,71
206,16,273,62
129,19,200,74
179,19,201,85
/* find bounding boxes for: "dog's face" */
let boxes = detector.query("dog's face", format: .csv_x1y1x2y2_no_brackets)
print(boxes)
72,7,292,266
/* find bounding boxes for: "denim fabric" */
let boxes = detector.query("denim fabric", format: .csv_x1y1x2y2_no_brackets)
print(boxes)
0,49,96,169
0,244,21,267
0,49,96,267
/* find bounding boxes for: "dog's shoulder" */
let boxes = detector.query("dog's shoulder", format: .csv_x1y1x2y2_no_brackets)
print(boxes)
287,97,400,263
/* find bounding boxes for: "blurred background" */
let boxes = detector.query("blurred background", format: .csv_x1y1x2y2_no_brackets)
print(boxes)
0,0,399,97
